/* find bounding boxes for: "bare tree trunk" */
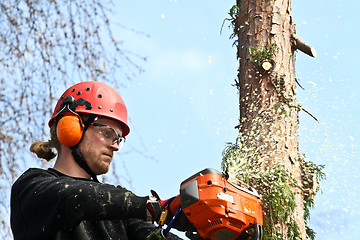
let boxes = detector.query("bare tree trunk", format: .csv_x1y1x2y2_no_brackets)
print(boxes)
229,0,307,238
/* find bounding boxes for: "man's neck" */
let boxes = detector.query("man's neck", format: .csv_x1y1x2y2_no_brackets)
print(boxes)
53,147,91,179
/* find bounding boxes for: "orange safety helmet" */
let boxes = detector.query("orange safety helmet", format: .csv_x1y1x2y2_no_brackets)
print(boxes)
49,81,130,139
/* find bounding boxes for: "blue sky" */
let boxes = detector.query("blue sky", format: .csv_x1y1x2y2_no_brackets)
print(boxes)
35,0,359,239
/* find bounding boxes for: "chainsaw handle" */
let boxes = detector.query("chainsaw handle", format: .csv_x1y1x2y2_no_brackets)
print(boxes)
163,206,182,235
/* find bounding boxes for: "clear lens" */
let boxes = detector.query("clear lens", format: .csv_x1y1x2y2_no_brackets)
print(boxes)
92,123,125,149
116,137,125,149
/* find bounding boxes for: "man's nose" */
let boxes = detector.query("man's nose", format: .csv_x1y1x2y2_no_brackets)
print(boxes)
109,142,120,151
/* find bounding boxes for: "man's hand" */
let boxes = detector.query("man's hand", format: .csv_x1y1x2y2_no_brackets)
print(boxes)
147,191,203,238
146,190,177,223
146,190,164,222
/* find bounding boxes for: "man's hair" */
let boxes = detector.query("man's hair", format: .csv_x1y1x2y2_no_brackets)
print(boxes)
30,125,60,161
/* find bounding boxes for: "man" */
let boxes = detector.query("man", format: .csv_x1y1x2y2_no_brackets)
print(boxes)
10,81,189,239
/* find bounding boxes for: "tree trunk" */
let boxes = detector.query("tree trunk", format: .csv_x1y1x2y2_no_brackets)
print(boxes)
229,0,307,239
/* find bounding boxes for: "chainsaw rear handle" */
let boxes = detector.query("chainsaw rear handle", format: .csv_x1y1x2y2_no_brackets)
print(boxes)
163,206,182,235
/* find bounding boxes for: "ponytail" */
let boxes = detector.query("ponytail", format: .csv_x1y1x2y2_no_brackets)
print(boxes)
30,141,56,161
30,125,60,161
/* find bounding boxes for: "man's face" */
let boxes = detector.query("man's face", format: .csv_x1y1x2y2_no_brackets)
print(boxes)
78,117,123,175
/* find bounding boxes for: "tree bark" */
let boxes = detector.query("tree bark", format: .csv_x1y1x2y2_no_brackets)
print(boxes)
232,0,306,238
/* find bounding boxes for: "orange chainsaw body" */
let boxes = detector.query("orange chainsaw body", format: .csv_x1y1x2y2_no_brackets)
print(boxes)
180,168,263,240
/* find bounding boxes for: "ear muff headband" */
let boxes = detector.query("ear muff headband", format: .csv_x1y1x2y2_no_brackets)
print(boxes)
56,113,85,147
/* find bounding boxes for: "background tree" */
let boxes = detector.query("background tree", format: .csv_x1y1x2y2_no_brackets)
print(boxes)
222,0,324,239
0,1,144,237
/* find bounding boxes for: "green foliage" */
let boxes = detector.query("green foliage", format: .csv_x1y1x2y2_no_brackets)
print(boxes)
263,167,297,219
263,217,283,240
249,44,279,69
221,5,240,42
306,160,326,192
304,196,316,240
306,225,316,240
229,5,240,19
302,157,326,240
260,166,301,240
273,102,287,116
222,140,325,240
287,219,301,240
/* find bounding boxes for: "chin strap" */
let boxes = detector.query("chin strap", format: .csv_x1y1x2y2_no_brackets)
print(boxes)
71,148,99,182
70,115,99,182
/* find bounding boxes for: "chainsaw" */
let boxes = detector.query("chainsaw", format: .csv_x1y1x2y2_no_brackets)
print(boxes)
155,168,263,240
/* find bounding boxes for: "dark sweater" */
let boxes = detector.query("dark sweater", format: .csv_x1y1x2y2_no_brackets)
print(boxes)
10,168,182,240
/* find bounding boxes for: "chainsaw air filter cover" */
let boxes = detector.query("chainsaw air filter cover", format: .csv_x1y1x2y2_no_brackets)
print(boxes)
180,168,263,240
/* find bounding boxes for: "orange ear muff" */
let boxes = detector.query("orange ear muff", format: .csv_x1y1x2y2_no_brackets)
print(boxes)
56,114,85,147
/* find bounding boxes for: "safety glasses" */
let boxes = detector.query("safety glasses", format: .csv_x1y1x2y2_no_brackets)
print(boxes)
91,123,125,149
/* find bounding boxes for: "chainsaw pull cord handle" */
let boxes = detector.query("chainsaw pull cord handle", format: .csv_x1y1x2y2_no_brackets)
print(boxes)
163,205,182,236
